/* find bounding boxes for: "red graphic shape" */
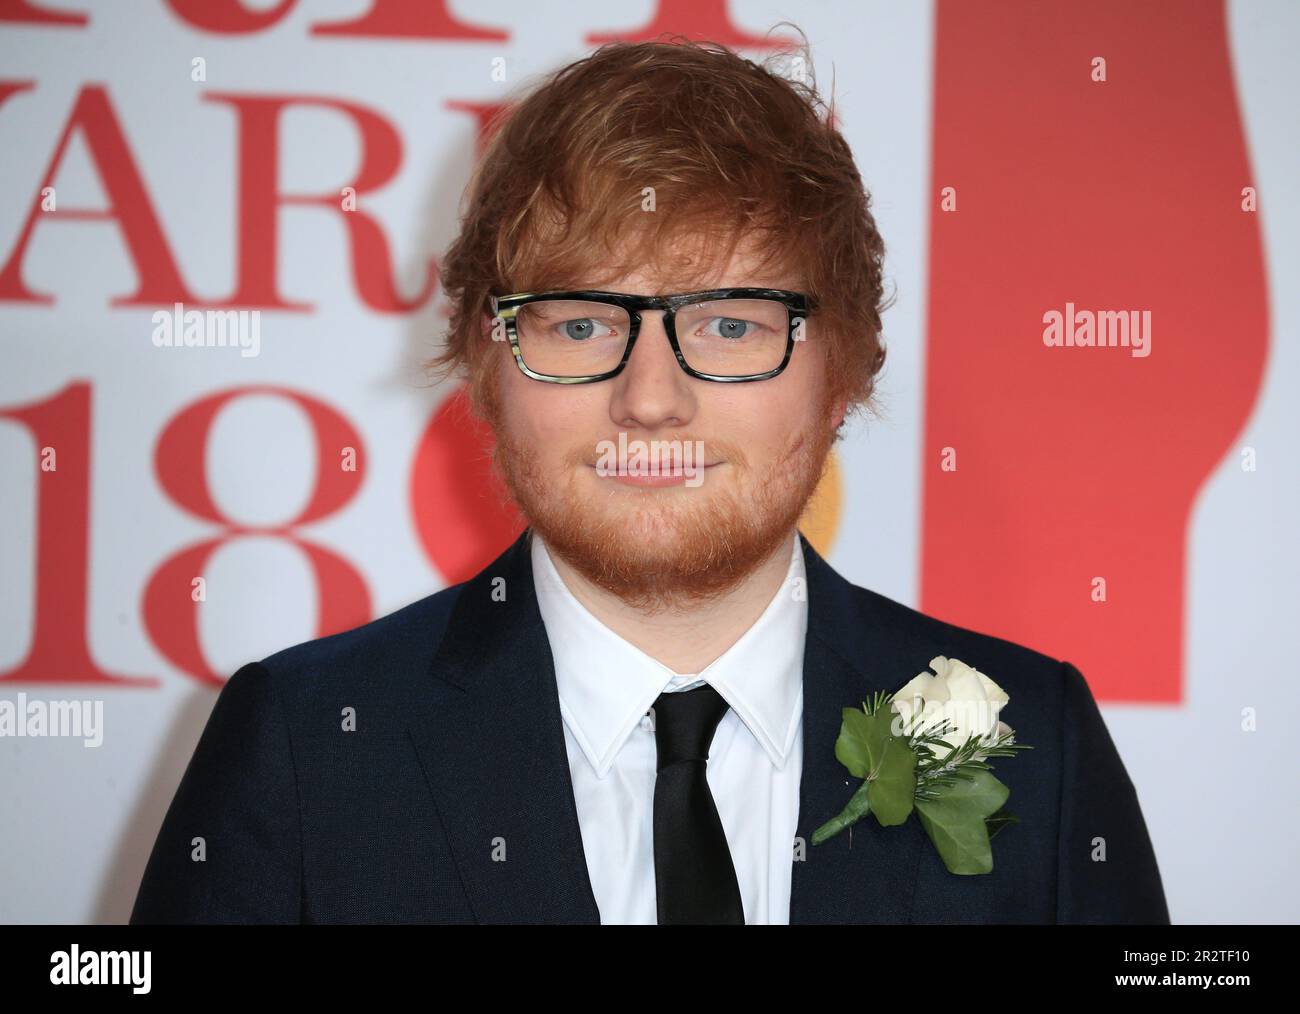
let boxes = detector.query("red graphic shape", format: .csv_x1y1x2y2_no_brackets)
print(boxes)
411,385,525,585
922,0,1268,701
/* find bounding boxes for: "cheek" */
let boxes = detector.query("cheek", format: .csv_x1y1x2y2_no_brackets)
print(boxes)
499,366,603,456
707,388,810,464
791,331,830,390
789,342,835,422
716,349,827,437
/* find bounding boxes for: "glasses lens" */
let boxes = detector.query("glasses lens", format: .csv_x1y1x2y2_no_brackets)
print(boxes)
673,298,791,377
514,299,631,378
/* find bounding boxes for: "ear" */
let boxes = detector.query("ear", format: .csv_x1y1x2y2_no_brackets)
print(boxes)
832,398,847,431
829,392,848,433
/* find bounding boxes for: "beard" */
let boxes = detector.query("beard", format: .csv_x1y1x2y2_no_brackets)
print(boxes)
475,362,838,613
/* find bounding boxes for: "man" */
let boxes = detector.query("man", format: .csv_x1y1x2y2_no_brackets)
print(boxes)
131,38,1169,925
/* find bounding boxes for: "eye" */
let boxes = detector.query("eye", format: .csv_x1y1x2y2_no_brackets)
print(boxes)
702,316,755,340
556,318,620,342
562,319,594,341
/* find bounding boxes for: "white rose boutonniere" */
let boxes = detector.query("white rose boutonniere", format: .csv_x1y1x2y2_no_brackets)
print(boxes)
891,655,1014,761
812,656,1033,875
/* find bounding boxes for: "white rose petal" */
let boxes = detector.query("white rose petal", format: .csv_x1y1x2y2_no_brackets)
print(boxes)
890,656,1013,763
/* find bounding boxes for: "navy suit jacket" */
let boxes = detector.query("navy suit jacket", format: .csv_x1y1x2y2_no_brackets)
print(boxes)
130,527,1170,924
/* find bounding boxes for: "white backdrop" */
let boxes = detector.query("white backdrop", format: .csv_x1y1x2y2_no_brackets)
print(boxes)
1,0,1297,923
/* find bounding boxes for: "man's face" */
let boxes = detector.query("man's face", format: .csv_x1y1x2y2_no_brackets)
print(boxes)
478,236,846,611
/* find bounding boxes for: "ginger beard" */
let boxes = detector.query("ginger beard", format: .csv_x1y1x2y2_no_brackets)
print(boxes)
475,359,840,613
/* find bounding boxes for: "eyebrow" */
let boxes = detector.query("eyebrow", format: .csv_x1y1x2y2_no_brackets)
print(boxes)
541,283,802,296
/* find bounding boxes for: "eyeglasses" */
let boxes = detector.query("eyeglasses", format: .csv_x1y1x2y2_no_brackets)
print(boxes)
491,288,814,384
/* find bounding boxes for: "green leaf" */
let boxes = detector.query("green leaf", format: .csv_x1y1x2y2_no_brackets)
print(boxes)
914,770,1010,875
866,735,917,826
833,707,874,779
861,708,895,771
811,780,871,845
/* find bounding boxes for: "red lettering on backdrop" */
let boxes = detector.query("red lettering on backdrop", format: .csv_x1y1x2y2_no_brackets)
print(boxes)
162,0,508,40
203,93,436,313
586,0,788,46
164,0,296,34
0,383,155,686
0,0,85,26
144,387,371,686
311,0,507,41
12,0,509,39
922,0,1267,702
0,84,200,307
5,0,508,36
0,80,33,116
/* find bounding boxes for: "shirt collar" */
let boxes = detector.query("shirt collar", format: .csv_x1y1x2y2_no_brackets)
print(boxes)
531,529,807,778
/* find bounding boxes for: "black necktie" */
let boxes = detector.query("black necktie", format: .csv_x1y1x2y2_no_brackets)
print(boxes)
651,683,745,924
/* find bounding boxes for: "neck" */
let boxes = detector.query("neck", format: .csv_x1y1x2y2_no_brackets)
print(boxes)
541,527,799,675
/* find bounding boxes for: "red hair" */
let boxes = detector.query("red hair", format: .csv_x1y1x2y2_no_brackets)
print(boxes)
430,31,891,423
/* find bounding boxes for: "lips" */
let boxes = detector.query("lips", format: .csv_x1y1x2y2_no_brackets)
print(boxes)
586,461,722,472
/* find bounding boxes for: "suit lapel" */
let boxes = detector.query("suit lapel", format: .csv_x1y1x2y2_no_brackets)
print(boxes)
407,526,930,924
406,528,601,924
789,533,929,924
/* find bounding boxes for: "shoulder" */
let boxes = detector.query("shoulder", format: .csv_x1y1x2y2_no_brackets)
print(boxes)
829,577,1082,728
854,580,1066,676
226,581,468,712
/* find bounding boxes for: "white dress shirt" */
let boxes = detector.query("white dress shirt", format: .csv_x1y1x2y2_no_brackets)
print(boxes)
530,529,807,924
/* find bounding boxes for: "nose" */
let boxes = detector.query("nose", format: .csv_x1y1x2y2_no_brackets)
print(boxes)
607,310,698,430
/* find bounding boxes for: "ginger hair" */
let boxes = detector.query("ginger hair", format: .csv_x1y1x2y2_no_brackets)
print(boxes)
428,31,891,425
